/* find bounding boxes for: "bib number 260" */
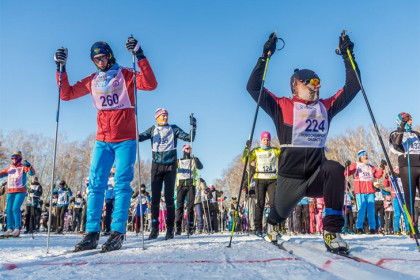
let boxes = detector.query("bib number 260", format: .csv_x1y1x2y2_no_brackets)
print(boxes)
305,119,325,132
100,94,119,107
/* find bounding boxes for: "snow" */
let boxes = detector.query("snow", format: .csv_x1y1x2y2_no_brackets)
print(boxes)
0,232,419,279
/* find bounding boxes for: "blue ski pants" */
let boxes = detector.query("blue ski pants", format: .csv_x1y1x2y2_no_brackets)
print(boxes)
393,196,410,232
86,140,136,234
355,193,376,230
6,192,26,230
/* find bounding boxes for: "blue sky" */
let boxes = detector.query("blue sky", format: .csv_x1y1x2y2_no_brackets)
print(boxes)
1,0,419,186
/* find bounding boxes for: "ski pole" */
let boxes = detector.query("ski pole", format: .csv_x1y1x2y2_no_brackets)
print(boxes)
344,166,349,234
46,63,63,254
227,31,278,248
130,36,145,250
340,30,420,250
187,113,194,238
407,141,414,218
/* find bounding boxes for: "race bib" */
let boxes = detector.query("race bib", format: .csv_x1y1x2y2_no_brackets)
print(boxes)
152,126,175,152
255,149,277,179
355,162,374,182
402,132,420,155
291,102,329,148
91,68,132,110
7,166,24,189
178,158,195,180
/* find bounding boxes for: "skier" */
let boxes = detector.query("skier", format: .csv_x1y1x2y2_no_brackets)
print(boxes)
295,197,310,234
53,181,72,234
159,198,167,232
139,109,196,240
70,191,86,233
243,131,280,238
54,36,157,252
373,182,385,234
175,145,203,236
204,185,221,232
133,185,149,234
246,32,360,253
0,151,35,237
194,178,206,234
24,177,42,234
242,168,257,234
344,151,385,234
389,113,420,238
102,167,116,236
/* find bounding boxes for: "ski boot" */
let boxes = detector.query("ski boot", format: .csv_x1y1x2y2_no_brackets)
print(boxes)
11,229,21,237
368,229,376,234
101,231,125,253
175,227,182,236
355,228,364,234
395,231,402,236
165,227,174,240
74,232,100,252
265,225,280,244
102,230,110,236
148,227,159,240
188,223,195,235
323,231,349,254
405,230,412,236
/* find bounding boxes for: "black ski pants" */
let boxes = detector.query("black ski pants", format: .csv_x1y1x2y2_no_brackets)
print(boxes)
25,205,37,232
104,199,114,232
175,180,196,230
374,200,385,230
295,204,309,233
72,208,82,232
254,178,276,232
57,206,68,231
344,209,355,233
151,162,176,229
269,160,345,232
399,166,420,226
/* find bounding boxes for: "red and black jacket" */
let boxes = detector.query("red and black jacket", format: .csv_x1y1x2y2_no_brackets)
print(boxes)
246,57,360,179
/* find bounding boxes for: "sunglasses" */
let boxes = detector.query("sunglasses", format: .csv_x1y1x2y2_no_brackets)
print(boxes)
301,78,320,86
93,55,108,63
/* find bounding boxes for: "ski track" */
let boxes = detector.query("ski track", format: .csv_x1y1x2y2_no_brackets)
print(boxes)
0,232,419,279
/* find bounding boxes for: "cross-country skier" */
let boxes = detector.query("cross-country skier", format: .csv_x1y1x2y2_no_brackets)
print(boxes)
139,109,196,240
243,131,280,237
24,177,42,234
0,151,35,237
70,191,86,233
175,144,203,236
246,32,360,253
53,180,72,234
344,151,385,234
54,36,157,252
102,167,116,236
389,112,420,238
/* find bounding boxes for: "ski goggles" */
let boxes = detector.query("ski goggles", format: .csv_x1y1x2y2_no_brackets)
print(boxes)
92,55,108,63
301,78,320,86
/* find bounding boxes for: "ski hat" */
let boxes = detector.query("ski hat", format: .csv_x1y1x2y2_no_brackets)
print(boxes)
260,131,271,141
90,41,116,71
183,144,191,153
209,184,215,190
290,69,320,92
357,150,367,159
59,180,66,186
85,177,89,184
11,151,22,159
155,108,168,119
77,191,82,196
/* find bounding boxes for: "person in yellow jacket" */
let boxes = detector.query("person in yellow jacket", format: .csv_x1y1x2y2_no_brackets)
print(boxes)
243,131,280,237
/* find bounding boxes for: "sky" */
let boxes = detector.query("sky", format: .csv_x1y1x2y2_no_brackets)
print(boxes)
1,0,419,188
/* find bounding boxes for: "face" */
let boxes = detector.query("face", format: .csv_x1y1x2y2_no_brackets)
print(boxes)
360,154,368,163
93,54,109,70
294,80,321,102
11,157,19,164
156,113,168,125
184,147,191,153
261,138,271,147
407,119,413,126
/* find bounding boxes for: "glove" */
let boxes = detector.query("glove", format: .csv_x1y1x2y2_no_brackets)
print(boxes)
190,116,197,127
380,159,387,169
23,160,31,168
54,47,68,72
338,35,354,58
263,32,277,58
125,36,145,60
245,140,251,150
345,160,351,167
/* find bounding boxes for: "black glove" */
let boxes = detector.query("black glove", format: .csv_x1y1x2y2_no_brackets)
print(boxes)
125,36,145,60
338,35,354,58
54,47,68,72
190,116,197,127
23,160,31,168
245,140,251,150
380,159,387,169
263,32,277,58
345,160,351,167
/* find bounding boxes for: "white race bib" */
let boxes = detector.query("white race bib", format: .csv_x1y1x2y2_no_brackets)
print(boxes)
7,166,24,189
355,162,374,182
402,132,420,155
255,149,277,179
291,102,329,148
91,68,132,110
178,158,195,180
152,126,175,152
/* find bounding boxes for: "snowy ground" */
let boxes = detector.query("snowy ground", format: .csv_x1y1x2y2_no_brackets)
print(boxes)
0,231,419,280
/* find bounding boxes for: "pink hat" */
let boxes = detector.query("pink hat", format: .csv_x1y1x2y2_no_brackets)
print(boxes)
209,184,215,190
155,108,168,119
260,131,271,140
183,144,191,152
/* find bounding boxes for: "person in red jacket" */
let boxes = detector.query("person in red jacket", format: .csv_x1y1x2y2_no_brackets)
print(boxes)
247,32,360,253
344,150,385,234
54,36,157,252
0,151,35,237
